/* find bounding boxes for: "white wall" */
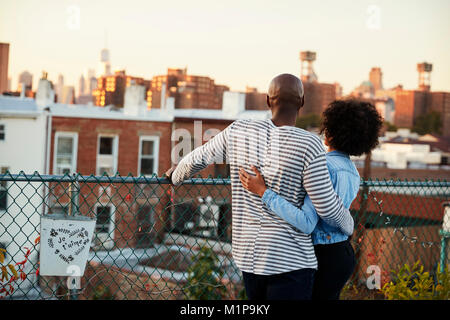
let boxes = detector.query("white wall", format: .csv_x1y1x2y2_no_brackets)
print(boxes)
371,143,442,169
0,113,47,296
222,91,246,117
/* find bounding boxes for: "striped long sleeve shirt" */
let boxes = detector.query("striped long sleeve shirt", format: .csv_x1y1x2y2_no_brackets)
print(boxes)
171,119,353,275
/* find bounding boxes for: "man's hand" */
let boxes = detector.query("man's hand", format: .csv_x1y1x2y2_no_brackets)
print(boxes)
164,165,177,185
239,166,267,197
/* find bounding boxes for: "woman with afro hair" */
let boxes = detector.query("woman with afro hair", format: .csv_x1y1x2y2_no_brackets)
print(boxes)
239,99,383,300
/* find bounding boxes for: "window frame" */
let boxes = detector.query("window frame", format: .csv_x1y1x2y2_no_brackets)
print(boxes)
0,167,8,211
96,134,119,176
53,132,78,175
0,124,5,141
94,203,115,240
138,135,159,176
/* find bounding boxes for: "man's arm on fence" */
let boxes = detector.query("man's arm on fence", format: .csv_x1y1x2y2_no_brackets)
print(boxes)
303,152,354,234
171,123,232,185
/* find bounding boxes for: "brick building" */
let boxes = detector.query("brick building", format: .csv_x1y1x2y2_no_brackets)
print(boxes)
0,43,9,95
47,98,174,250
298,51,338,116
93,70,151,108
299,82,337,116
148,68,229,110
43,80,270,251
244,86,268,111
374,63,450,137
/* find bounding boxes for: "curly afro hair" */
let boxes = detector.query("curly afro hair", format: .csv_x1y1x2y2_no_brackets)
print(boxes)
320,99,383,156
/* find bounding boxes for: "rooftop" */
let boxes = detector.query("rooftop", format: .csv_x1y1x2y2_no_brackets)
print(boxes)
0,94,270,122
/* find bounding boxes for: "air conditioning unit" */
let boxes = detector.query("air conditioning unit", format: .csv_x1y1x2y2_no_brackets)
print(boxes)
172,202,195,233
56,164,72,175
198,196,220,235
91,232,114,250
97,155,114,175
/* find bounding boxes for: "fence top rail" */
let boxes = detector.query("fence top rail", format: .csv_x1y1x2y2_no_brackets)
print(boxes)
0,172,231,185
0,172,449,187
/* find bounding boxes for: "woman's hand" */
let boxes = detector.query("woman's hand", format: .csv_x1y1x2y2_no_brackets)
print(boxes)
239,166,267,197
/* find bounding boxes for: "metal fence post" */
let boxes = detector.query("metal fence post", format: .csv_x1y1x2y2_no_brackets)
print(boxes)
67,176,80,300
439,230,449,273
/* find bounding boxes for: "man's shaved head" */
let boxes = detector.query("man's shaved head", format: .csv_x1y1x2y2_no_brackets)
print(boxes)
268,74,304,111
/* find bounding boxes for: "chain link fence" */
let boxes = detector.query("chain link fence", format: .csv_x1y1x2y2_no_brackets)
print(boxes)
0,172,449,300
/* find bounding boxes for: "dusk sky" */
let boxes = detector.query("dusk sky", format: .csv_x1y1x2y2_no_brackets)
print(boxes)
1,0,449,94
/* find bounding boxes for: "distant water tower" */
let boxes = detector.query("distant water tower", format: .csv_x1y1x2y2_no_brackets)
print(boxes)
417,62,432,91
299,51,318,83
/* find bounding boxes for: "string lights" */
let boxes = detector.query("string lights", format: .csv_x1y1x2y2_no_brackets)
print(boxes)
369,193,440,248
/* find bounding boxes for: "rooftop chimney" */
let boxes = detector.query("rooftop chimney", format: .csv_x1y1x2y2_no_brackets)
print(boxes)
223,91,246,117
20,82,26,99
35,73,55,108
124,83,147,116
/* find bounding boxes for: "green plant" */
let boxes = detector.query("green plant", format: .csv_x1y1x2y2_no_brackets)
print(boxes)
295,113,322,130
0,236,39,298
381,261,449,300
412,111,442,135
92,283,115,300
384,121,397,132
185,247,226,300
238,284,248,300
0,248,18,297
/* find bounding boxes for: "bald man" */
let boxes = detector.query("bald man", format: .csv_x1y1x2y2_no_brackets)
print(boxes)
168,74,352,300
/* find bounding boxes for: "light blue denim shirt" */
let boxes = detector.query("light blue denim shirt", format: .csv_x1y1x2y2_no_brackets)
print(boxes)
261,150,360,245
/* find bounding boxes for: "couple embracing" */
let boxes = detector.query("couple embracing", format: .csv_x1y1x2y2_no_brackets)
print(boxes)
166,74,382,300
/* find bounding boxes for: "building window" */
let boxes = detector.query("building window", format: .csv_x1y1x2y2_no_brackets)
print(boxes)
136,205,155,248
0,167,8,211
214,164,230,178
95,205,114,234
93,204,115,250
138,136,159,176
49,204,68,215
97,135,118,175
0,124,5,141
54,132,78,175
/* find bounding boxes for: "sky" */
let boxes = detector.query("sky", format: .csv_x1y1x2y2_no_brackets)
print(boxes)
1,0,449,95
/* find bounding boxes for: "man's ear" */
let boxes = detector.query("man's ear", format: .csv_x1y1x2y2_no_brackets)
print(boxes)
266,95,271,109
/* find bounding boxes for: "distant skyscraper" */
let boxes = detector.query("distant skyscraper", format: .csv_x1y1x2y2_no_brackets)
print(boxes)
56,74,64,103
86,68,97,94
99,48,111,76
0,43,10,94
61,86,75,104
76,69,96,104
78,74,86,97
18,71,33,92
369,67,383,91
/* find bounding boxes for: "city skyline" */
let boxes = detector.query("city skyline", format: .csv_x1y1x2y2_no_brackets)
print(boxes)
1,0,449,94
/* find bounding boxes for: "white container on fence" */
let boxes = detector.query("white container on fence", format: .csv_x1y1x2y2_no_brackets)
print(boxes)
444,205,450,233
40,214,96,276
